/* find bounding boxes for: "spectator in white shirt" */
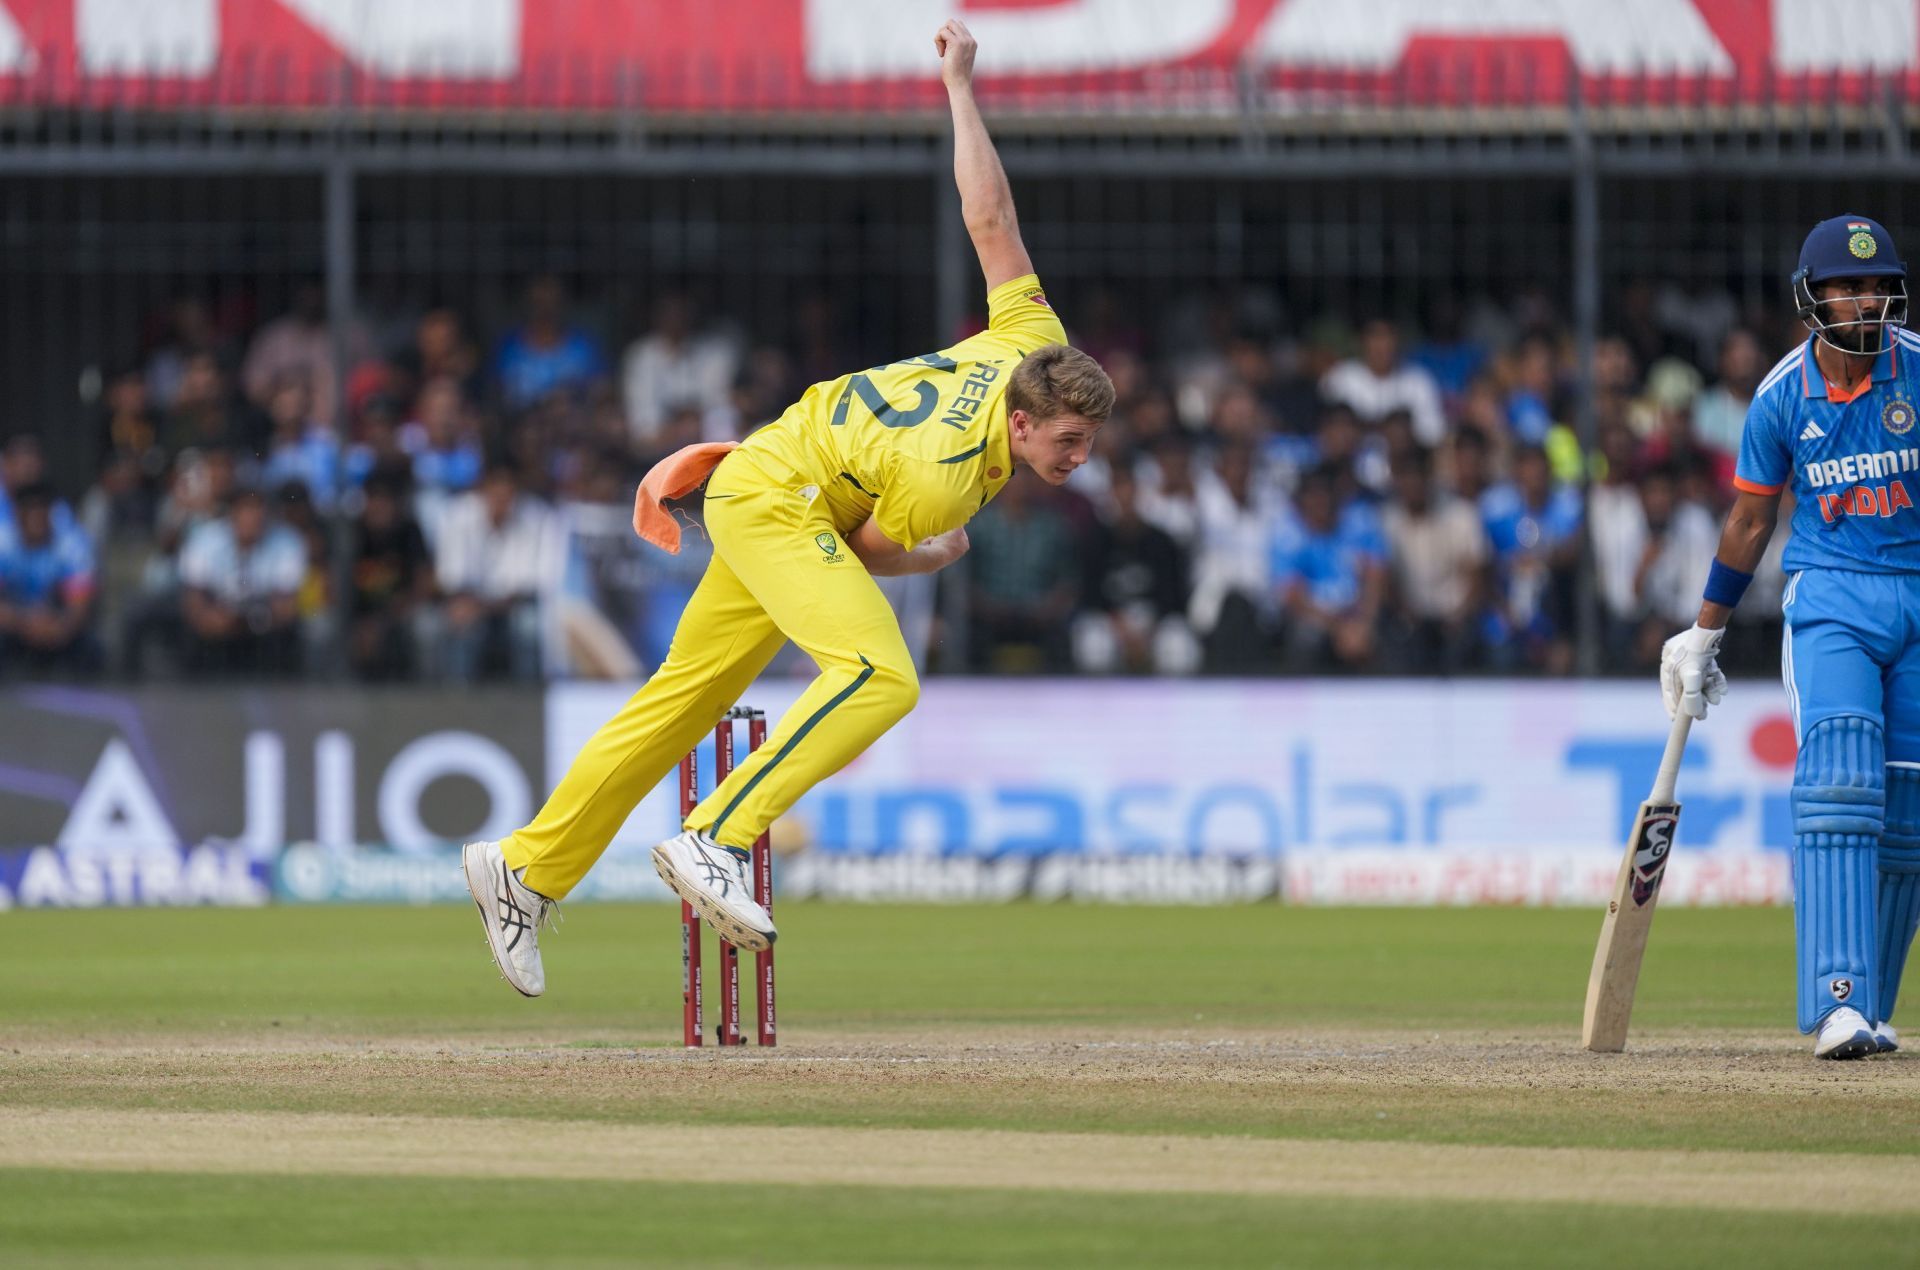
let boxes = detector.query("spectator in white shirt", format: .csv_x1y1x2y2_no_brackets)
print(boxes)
620,293,741,447
1188,441,1282,672
435,464,555,682
1588,422,1650,665
1380,446,1489,672
1320,318,1447,446
177,487,305,676
1136,433,1205,552
1631,463,1718,667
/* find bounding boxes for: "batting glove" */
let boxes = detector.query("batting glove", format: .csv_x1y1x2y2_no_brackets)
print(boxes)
1660,624,1727,720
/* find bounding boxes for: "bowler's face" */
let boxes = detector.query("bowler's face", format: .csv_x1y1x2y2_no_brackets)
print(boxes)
1025,413,1100,486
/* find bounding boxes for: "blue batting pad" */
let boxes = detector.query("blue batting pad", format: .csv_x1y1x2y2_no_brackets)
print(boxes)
1793,715,1884,1032
1876,764,1920,1023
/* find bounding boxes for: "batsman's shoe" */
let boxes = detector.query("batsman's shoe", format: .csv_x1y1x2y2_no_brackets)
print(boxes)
1872,1021,1900,1054
652,830,776,952
463,840,555,997
1814,1006,1877,1060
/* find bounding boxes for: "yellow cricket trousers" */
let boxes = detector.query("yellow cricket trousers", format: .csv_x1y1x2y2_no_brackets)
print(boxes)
500,450,919,899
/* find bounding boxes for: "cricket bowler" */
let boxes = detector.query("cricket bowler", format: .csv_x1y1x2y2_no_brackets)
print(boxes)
1662,214,1920,1059
463,18,1114,995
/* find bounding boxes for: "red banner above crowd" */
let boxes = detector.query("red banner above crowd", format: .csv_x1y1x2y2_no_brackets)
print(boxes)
0,0,1914,115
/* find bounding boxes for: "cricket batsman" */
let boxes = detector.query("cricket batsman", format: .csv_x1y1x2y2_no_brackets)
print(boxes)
1662,214,1920,1059
463,18,1113,995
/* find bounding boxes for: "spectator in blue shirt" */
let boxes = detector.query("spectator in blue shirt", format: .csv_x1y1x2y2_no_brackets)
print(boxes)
402,376,486,548
493,274,607,410
1408,295,1488,406
1272,463,1385,672
1503,332,1562,446
259,376,342,511
0,483,100,674
1481,445,1584,672
0,435,77,546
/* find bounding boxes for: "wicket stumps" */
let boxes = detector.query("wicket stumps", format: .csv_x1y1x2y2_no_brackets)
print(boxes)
676,706,775,1048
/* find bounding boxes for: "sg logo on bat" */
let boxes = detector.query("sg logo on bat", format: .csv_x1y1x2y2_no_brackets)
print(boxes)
1630,809,1679,907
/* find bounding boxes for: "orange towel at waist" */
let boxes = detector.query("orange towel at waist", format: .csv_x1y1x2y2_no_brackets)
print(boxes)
632,441,740,553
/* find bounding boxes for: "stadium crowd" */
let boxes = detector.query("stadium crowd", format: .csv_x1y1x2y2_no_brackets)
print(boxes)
8,273,1791,681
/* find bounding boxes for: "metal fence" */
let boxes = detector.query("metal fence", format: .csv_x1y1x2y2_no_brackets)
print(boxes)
11,164,1920,474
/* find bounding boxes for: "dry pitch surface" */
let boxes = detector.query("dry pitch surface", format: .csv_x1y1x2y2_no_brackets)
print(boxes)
7,1029,1920,1216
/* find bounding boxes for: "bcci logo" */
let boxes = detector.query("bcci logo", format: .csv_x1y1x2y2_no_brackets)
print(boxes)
1630,813,1676,907
816,531,845,563
1885,396,1915,436
1832,978,1854,1003
1849,222,1879,259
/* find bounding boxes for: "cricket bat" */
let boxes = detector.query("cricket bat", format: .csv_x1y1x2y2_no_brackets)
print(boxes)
1582,709,1693,1053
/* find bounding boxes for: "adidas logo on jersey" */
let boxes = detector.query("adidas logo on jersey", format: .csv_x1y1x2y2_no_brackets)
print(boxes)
1801,421,1827,441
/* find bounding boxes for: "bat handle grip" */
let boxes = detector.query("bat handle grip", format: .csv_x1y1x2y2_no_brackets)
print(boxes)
1650,709,1693,806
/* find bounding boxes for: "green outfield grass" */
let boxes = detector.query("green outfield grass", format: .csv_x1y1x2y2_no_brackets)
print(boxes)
2,902,1916,1268
0,901,1803,1036
7,1169,1920,1270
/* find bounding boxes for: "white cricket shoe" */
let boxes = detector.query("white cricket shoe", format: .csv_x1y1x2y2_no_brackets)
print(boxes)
652,829,776,952
462,840,554,997
1872,1021,1900,1054
1814,1006,1877,1060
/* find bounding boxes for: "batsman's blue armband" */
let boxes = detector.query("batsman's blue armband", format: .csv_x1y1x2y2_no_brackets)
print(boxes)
1703,558,1753,608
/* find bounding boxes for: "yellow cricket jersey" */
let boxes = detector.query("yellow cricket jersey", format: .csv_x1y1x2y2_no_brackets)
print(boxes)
730,273,1067,549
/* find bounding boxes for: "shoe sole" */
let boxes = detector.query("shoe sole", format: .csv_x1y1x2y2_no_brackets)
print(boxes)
651,843,776,952
1816,1032,1878,1060
462,843,542,998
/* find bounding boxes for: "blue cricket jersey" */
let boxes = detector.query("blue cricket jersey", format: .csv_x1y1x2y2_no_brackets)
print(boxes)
1481,482,1583,558
0,523,94,608
1737,329,1920,574
1270,503,1384,611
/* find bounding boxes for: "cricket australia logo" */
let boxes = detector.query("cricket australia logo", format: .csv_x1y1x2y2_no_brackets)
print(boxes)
1885,395,1915,436
816,531,845,563
1630,812,1677,907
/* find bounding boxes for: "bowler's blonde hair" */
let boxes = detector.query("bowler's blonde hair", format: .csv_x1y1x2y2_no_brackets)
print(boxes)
1006,345,1114,424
